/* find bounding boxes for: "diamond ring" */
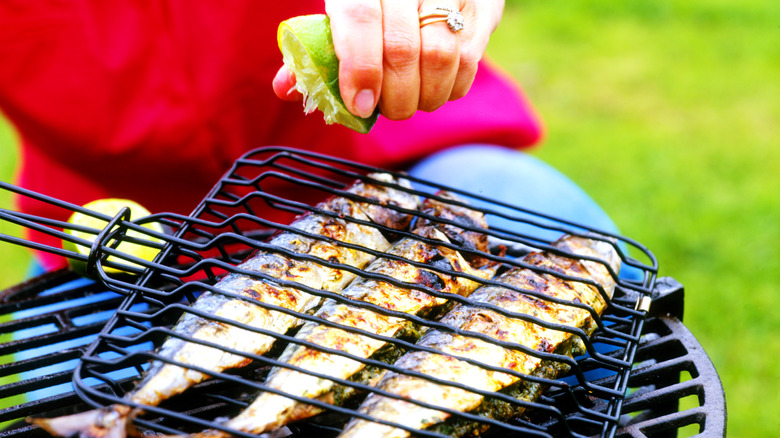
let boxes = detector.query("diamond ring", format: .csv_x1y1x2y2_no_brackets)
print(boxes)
419,7,464,32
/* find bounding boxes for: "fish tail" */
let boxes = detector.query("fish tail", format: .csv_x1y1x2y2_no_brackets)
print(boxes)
28,405,131,438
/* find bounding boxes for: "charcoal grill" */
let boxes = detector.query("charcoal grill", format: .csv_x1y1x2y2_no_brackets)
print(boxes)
0,147,726,437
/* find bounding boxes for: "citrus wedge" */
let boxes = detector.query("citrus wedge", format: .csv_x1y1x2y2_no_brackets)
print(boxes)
278,14,378,134
63,198,164,275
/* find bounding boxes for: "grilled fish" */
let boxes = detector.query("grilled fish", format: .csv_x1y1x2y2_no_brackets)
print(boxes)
338,235,621,438
192,192,499,436
427,335,586,437
31,173,419,438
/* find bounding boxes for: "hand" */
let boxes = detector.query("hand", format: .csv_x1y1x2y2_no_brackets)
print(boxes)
273,0,505,121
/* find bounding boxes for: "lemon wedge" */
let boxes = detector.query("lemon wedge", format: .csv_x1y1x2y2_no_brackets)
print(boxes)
63,198,164,275
278,14,379,133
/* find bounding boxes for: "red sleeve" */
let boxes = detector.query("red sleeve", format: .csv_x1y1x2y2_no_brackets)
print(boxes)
0,1,542,271
0,1,322,269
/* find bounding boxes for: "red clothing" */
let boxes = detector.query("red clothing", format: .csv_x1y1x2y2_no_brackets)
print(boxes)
0,1,543,270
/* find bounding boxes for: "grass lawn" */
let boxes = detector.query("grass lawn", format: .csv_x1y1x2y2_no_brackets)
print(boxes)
0,0,778,435
491,0,779,436
0,120,28,288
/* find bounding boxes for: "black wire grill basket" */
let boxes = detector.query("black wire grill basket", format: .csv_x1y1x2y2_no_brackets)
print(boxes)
0,147,659,437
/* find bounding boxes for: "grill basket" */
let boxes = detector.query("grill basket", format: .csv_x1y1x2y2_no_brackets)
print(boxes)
0,147,671,437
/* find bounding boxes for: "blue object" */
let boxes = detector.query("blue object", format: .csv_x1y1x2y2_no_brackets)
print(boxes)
409,145,642,280
409,144,621,239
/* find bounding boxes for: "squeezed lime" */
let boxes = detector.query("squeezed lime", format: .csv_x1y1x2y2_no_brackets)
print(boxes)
278,14,378,133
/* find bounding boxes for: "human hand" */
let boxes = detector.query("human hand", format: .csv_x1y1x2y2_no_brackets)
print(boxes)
273,0,505,121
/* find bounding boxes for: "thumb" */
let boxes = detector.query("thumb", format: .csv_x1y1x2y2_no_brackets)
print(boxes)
272,65,303,102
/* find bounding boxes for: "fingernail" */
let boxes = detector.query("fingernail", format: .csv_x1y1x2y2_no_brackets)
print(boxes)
353,89,376,118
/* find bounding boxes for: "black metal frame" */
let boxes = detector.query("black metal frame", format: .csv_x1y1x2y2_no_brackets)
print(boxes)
0,274,726,438
0,147,682,437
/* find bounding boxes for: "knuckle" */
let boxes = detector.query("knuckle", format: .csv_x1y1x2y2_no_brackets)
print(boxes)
421,39,458,70
383,35,419,68
339,1,382,25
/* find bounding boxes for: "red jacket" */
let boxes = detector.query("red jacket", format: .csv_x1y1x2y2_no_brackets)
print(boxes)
0,1,543,270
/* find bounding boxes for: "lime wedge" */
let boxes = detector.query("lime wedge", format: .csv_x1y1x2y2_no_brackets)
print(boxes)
278,14,378,134
63,199,164,275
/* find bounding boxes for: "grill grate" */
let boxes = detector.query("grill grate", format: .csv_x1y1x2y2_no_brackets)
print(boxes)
0,147,678,437
0,276,725,437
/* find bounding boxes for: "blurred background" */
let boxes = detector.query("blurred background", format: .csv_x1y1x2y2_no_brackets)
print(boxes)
1,0,777,436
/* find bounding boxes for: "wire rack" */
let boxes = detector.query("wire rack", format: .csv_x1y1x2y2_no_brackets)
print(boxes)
0,147,659,437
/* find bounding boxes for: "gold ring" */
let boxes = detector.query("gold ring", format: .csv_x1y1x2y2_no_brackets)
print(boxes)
419,7,464,32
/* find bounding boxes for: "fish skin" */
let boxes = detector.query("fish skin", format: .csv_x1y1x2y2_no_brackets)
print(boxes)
338,235,621,438
30,173,419,438
428,336,586,437
196,193,499,436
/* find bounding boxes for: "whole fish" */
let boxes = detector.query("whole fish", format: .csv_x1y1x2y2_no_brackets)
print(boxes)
339,235,621,438
31,173,419,438
192,192,499,437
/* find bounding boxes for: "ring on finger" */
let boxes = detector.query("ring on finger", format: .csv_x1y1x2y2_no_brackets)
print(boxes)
419,7,464,32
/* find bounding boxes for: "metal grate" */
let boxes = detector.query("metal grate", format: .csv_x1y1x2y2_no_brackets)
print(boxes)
0,147,675,437
0,276,725,437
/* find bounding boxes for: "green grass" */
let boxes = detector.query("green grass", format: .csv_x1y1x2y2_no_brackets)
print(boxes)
0,117,28,290
491,1,779,436
0,1,777,435
0,112,28,424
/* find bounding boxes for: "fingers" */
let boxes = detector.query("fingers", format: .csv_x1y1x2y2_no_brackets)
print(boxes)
325,0,384,118
417,0,463,112
377,0,421,120
449,1,502,100
303,1,505,120
272,65,303,102
449,2,477,100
